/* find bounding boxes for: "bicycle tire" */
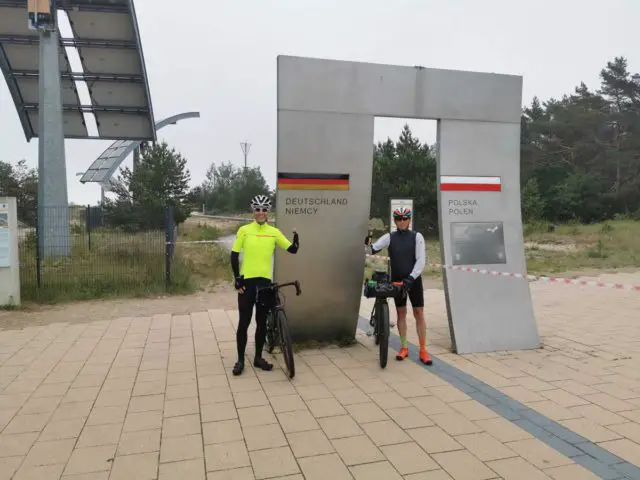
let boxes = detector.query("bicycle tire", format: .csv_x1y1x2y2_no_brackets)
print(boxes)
372,306,380,346
265,312,276,354
377,302,389,369
276,309,295,379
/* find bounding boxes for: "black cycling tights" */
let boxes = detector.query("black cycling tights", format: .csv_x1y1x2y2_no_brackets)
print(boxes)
236,277,271,364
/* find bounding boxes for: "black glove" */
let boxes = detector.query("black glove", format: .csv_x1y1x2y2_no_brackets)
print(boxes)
292,231,299,248
402,276,414,290
365,232,373,246
234,276,245,290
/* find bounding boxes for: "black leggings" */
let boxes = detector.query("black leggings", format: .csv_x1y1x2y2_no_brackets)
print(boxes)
236,277,271,364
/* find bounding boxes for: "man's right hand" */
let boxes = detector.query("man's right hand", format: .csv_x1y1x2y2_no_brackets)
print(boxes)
235,276,245,294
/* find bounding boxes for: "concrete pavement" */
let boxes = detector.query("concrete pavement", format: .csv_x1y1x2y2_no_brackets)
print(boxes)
0,273,639,479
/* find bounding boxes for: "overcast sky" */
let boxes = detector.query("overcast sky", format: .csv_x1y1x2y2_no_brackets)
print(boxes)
1,0,639,205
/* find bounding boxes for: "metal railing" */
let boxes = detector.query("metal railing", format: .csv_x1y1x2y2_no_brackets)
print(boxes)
18,204,172,302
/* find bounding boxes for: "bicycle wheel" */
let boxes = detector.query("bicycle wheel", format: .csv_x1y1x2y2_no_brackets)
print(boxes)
377,302,390,369
265,311,276,354
276,309,295,379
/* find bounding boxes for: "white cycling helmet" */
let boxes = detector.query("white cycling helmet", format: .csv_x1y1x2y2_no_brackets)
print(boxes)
250,194,271,211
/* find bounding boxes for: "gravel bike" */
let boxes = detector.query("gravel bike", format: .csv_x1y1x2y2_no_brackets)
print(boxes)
257,280,301,379
363,270,404,368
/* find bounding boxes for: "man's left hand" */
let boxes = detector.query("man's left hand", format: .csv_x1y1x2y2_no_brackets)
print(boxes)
402,276,414,290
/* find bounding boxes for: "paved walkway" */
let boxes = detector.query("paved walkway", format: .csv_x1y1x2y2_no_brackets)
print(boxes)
0,273,639,479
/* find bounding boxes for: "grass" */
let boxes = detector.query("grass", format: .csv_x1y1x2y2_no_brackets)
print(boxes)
523,219,640,275
364,219,640,281
17,218,232,305
16,215,640,305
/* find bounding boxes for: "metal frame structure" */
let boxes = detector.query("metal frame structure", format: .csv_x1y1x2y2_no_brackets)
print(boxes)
79,112,201,190
0,0,157,257
0,0,156,141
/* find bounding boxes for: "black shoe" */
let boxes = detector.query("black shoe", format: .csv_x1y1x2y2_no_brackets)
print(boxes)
253,357,273,371
232,362,244,376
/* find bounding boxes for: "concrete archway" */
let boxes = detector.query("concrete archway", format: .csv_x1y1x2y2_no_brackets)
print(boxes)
273,56,539,355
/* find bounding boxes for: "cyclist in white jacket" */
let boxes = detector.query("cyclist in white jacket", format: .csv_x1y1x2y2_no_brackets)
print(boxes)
365,206,431,365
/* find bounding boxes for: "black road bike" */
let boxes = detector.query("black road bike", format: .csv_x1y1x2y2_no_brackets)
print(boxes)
363,270,404,369
257,280,301,379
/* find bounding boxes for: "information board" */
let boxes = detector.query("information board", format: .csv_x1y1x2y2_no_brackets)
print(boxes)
389,198,414,233
450,221,506,266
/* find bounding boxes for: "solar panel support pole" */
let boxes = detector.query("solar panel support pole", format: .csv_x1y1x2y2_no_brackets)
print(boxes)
133,147,140,172
37,25,70,258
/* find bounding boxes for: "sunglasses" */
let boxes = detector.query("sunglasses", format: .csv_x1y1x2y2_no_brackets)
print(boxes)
394,216,410,221
253,208,269,213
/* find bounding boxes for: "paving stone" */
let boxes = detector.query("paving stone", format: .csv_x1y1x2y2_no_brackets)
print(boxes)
4,288,640,480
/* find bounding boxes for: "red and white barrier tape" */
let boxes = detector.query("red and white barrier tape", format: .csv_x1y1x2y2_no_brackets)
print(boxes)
366,254,640,292
164,243,639,292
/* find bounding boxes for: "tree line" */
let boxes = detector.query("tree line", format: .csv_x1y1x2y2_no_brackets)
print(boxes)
1,56,638,232
520,57,640,224
189,161,273,215
0,159,37,225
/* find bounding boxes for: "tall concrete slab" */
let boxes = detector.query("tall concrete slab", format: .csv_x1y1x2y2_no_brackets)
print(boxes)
275,55,540,354
437,120,538,353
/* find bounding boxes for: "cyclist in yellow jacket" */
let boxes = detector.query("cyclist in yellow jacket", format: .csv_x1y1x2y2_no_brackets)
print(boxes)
230,194,299,376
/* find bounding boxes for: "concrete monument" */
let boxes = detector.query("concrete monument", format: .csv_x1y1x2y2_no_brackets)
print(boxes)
274,55,539,354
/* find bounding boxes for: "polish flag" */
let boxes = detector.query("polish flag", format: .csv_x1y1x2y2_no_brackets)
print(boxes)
439,176,502,192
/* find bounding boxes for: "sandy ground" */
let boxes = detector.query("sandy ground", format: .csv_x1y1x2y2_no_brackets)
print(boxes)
0,285,238,331
0,280,445,332
5,269,637,332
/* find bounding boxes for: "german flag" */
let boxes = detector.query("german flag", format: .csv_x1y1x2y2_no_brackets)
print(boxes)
277,173,350,191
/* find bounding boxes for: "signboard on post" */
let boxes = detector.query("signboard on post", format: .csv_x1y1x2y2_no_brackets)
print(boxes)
0,198,20,306
389,198,414,233
0,203,9,268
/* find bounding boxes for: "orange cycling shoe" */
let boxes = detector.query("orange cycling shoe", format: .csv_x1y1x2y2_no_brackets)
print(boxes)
396,347,409,361
419,349,432,365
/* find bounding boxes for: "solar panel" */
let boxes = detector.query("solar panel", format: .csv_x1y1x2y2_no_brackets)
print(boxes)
80,138,138,183
80,112,201,185
0,0,156,141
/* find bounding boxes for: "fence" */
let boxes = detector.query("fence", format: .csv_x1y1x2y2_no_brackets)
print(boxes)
17,204,181,303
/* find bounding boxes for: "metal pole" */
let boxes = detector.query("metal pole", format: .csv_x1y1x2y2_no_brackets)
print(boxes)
164,205,174,289
240,142,251,170
86,204,92,251
37,12,70,258
133,146,140,172
35,211,41,289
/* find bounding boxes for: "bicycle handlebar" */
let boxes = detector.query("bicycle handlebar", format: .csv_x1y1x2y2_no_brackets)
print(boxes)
257,280,302,297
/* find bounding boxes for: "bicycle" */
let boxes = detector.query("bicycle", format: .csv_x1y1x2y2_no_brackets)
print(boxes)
363,270,405,369
257,280,302,379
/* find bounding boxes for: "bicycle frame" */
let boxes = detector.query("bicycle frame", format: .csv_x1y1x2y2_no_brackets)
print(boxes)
369,282,405,329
